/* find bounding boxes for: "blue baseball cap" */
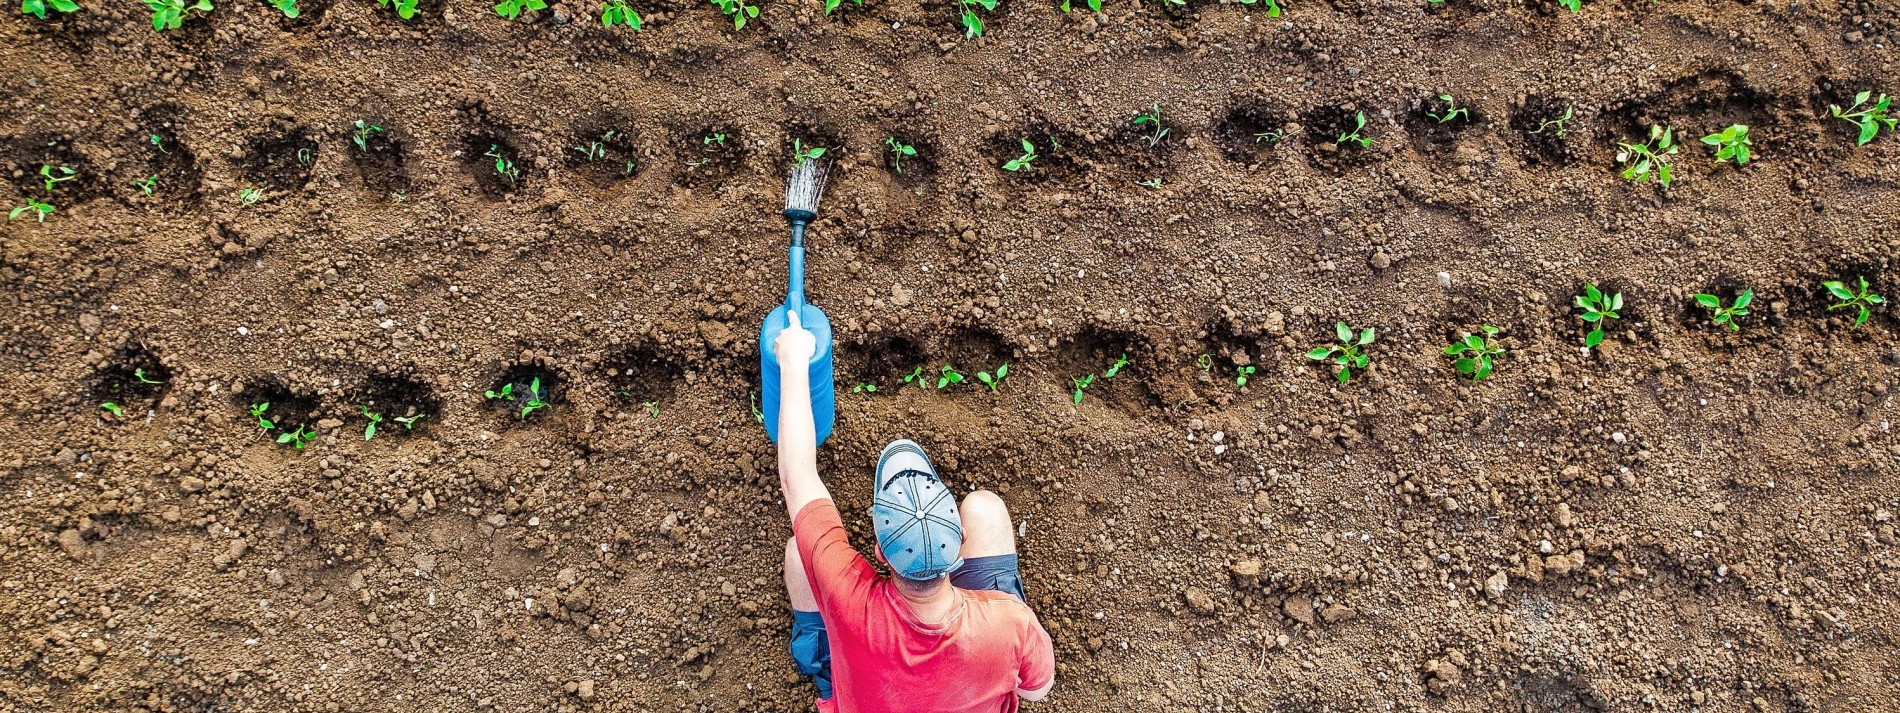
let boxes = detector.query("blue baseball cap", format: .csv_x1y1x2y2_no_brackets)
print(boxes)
872,440,964,581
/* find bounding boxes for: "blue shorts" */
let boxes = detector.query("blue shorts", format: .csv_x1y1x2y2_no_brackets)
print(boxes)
790,553,1024,700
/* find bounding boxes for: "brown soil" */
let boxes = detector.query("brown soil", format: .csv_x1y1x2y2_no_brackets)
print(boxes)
2,0,1898,710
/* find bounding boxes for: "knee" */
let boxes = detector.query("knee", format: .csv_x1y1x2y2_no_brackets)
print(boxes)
784,536,802,566
960,489,1010,527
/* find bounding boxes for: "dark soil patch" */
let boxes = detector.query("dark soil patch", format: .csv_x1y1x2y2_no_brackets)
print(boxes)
1213,101,1294,164
1,135,106,204
133,107,206,206
1057,326,1162,414
240,127,319,194
463,133,528,200
987,122,1087,184
88,344,170,410
838,334,927,388
234,380,322,438
346,120,411,197
603,345,685,405
674,125,748,189
563,126,642,187
485,363,561,423
353,373,441,438
1403,92,1484,156
1508,95,1582,166
1303,104,1381,172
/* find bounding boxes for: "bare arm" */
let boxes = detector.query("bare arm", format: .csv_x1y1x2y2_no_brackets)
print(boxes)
775,311,830,522
1016,680,1053,702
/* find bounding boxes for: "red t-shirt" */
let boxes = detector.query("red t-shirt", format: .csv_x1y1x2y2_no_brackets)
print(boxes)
794,499,1055,713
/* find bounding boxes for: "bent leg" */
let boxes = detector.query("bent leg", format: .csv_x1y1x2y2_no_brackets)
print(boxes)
951,490,1027,602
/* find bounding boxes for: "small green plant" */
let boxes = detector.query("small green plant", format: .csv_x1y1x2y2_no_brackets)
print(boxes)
1828,91,1896,146
1235,0,1280,16
750,390,764,423
902,366,927,389
709,0,758,30
1615,124,1679,187
144,0,212,31
600,0,641,27
149,134,169,153
704,133,727,147
643,401,660,418
791,138,826,166
1070,373,1095,404
1700,124,1751,165
1692,289,1752,332
1058,0,1101,12
1824,277,1885,327
823,0,860,12
133,175,158,195
9,200,54,222
100,402,124,417
134,369,163,384
494,0,545,20
393,413,426,430
377,0,418,18
1442,326,1504,381
1002,139,1039,171
238,186,265,206
851,381,877,393
485,383,515,401
1135,178,1163,189
269,0,298,17
359,406,383,441
1557,0,1580,11
976,364,1009,392
40,165,76,191
296,147,313,165
958,0,996,37
1103,353,1130,379
1530,105,1574,136
22,0,80,19
574,132,615,161
249,402,274,430
1305,322,1375,383
277,424,315,450
1196,353,1212,372
485,144,520,185
351,121,383,152
1426,94,1470,124
884,137,916,173
518,378,549,419
1234,365,1256,387
1574,283,1622,349
1133,103,1170,148
936,365,965,389
1335,111,1370,149
1253,128,1293,144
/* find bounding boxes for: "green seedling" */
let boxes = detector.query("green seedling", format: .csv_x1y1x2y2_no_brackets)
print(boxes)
134,175,158,195
270,0,298,17
296,147,313,165
1828,91,1896,146
976,364,1009,392
885,137,916,173
249,402,274,430
1135,178,1162,189
936,365,965,389
703,133,727,147
684,158,710,168
485,383,515,401
485,144,520,185
1253,128,1293,144
277,424,315,450
1235,0,1281,16
902,366,927,389
1824,276,1885,327
1197,353,1212,371
852,381,877,393
958,0,995,37
1002,139,1039,171
100,402,124,417
518,378,549,419
1070,373,1095,404
1692,289,1752,332
40,165,76,191
239,186,265,206
1103,353,1130,379
1059,0,1101,12
1442,326,1503,381
1574,283,1622,348
791,138,826,166
823,0,860,12
643,401,660,418
494,0,545,20
1701,124,1751,165
710,0,758,29
1305,322,1375,383
600,0,640,26
145,0,212,31
134,369,163,384
1234,365,1256,387
377,0,418,18
389,190,406,202
150,134,169,153
1615,124,1678,187
750,390,764,423
393,413,426,430
22,0,80,19
574,132,615,161
1335,111,1370,149
351,121,383,152
1133,103,1170,148
1530,105,1574,136
359,406,383,441
1557,0,1580,11
1427,94,1470,124
9,200,54,222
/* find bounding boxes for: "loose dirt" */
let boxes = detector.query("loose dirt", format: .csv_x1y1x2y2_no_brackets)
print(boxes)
2,0,1898,710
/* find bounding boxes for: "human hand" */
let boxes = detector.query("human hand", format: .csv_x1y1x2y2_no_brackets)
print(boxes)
775,310,817,365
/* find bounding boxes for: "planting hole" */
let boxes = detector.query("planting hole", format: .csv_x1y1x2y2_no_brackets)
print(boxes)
604,345,683,406
486,364,561,423
1214,102,1294,164
565,126,642,187
347,119,410,197
241,127,319,194
463,134,527,199
236,380,321,437
355,373,440,438
89,344,170,409
675,125,747,189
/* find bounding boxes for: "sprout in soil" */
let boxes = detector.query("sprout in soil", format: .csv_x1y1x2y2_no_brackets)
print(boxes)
270,0,299,17
145,0,212,31
22,0,79,19
1557,0,1580,11
936,365,965,389
601,0,642,27
351,120,384,152
150,134,170,153
1336,111,1371,149
1828,91,1896,146
134,175,158,196
1530,105,1574,137
1103,353,1130,379
1133,103,1170,148
643,401,660,418
750,390,764,423
296,147,313,165
710,0,759,30
359,406,383,441
884,137,916,173
518,377,550,419
791,138,827,166
958,0,996,37
9,200,54,223
823,0,861,13
134,369,163,385
1236,0,1280,17
1136,178,1163,190
902,366,928,389
1701,124,1752,165
1616,124,1678,187
1196,353,1212,372
976,364,1009,392
1070,373,1095,404
40,165,77,191
1443,326,1503,381
393,413,426,430
277,424,316,450
249,402,274,431
1427,94,1471,124
1059,0,1101,12
1234,365,1256,387
1306,322,1375,383
100,402,125,417
1253,127,1294,144
377,0,419,18
1824,276,1885,327
239,186,265,206
1574,283,1622,349
485,383,516,401
852,381,878,393
704,132,728,147
1002,139,1039,171
485,145,521,186
1692,289,1752,332
494,0,546,19
574,131,616,161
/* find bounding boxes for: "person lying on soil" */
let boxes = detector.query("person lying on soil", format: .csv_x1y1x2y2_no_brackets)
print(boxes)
774,311,1056,712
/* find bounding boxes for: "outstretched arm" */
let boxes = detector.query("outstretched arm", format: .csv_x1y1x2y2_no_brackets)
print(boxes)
775,311,830,521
